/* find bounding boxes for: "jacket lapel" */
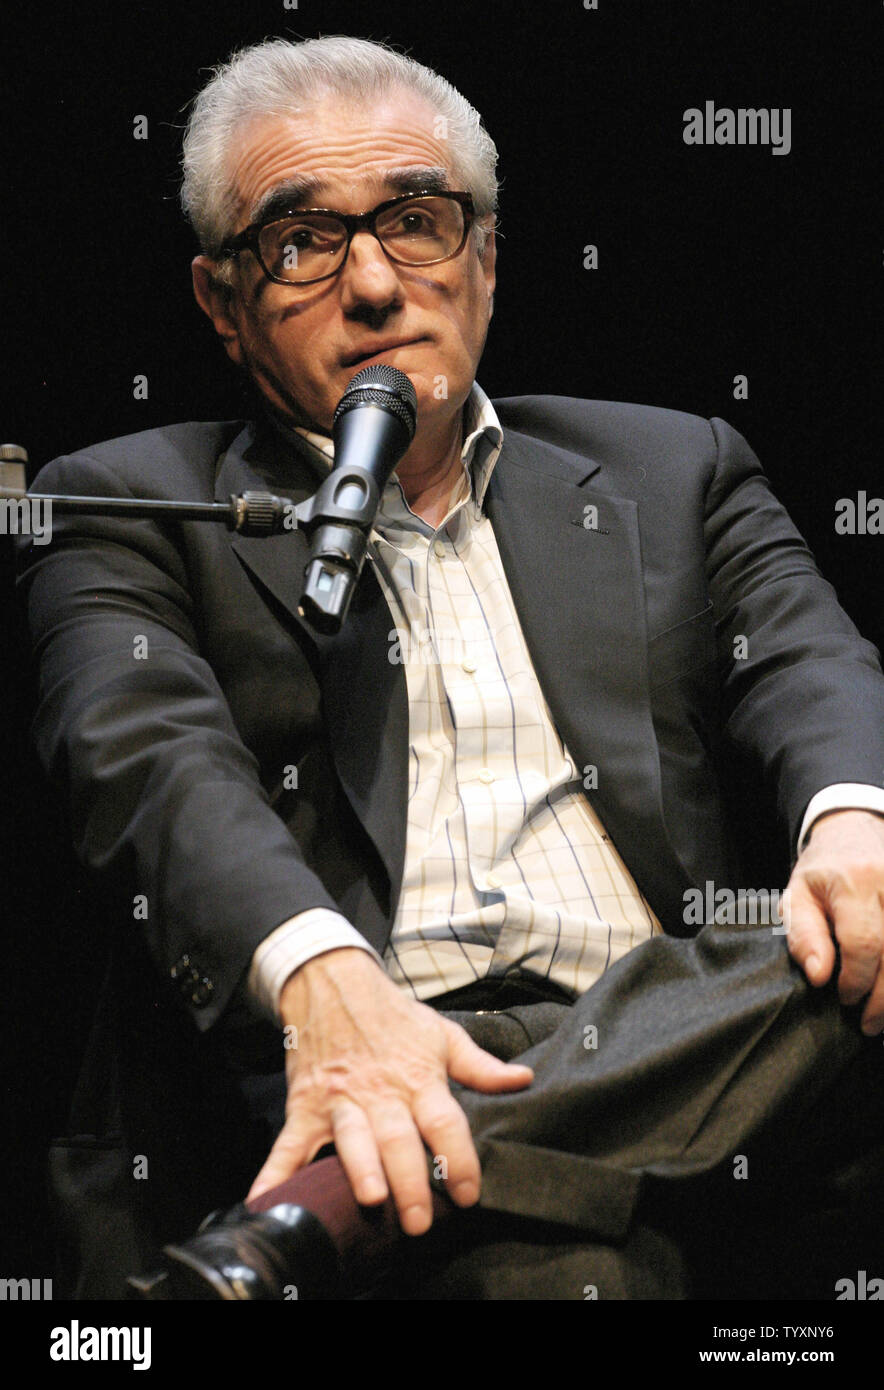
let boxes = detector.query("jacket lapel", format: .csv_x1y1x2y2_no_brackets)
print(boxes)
215,421,409,903
485,428,694,930
214,420,318,624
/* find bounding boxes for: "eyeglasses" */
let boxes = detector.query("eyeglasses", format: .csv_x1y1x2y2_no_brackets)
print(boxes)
218,190,476,286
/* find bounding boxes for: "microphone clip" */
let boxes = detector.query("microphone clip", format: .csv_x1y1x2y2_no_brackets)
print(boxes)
293,466,383,635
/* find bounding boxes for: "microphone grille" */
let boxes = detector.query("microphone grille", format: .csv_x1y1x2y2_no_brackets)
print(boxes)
334,364,417,437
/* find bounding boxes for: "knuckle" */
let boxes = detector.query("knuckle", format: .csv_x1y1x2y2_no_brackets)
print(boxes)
321,1071,358,1103
785,924,821,956
374,1116,416,1147
420,1107,460,1135
321,1065,362,1098
839,925,882,960
780,899,814,933
282,1092,323,1128
847,858,883,884
329,1104,366,1138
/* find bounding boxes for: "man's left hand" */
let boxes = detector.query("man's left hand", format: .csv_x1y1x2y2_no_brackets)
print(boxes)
783,809,884,1035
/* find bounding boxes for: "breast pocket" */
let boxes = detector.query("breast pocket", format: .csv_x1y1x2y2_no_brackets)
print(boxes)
647,601,717,691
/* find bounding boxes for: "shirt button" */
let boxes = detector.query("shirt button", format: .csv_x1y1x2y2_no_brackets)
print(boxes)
461,659,477,674
478,768,495,784
486,874,502,890
433,539,446,559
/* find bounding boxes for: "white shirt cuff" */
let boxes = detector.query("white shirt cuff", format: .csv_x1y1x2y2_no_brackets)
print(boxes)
798,784,884,852
248,908,385,1023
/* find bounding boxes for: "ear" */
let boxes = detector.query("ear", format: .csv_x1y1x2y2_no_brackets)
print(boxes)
480,224,496,321
191,256,246,367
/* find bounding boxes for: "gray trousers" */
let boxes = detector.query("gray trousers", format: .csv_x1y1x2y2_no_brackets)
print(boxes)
376,923,884,1299
54,923,884,1299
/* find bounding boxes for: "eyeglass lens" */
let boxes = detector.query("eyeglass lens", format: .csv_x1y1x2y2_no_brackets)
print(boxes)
257,195,466,281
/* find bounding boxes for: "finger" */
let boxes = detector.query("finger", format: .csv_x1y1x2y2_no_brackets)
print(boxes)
830,890,884,1008
412,1080,481,1208
781,882,836,986
328,1098,389,1207
442,1018,535,1091
859,963,884,1036
364,1098,435,1236
246,1110,328,1204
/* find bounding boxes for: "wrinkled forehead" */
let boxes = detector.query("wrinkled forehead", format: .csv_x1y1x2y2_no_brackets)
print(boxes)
227,88,459,228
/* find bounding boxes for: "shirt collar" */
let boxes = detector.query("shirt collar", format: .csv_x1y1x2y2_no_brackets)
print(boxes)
460,382,504,509
275,382,504,512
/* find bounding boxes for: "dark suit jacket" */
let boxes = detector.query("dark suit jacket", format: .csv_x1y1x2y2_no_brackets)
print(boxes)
16,396,884,1265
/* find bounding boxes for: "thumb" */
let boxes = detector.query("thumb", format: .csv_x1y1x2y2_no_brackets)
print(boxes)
781,880,836,986
441,1017,534,1092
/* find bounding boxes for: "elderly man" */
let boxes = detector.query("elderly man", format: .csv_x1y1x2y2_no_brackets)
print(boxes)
19,35,884,1300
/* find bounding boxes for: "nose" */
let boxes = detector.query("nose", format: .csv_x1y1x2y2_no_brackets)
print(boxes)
338,229,404,314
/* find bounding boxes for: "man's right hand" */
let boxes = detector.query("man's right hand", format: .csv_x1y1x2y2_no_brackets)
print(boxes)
246,948,534,1234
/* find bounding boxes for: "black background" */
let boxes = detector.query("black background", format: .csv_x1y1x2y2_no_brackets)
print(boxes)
1,0,881,1292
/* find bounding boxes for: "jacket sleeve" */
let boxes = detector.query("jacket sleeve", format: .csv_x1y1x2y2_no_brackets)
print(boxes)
703,416,884,853
16,449,346,1032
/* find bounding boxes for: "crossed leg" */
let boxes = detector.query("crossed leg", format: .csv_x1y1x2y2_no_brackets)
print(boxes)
249,924,884,1298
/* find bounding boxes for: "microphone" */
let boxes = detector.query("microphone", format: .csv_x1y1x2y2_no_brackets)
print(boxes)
298,364,417,635
2,364,417,637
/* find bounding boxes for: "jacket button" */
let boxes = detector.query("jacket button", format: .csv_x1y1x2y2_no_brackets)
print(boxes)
190,976,214,1007
170,954,214,1006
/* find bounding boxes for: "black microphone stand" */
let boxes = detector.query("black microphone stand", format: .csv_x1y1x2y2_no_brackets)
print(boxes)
0,464,383,636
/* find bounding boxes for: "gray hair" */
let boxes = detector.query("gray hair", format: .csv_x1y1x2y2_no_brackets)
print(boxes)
180,35,499,267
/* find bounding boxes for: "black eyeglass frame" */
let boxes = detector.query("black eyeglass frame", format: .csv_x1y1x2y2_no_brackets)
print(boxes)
218,190,477,286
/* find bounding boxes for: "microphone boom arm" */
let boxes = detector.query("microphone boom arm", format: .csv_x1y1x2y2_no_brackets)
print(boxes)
0,485,296,537
1,464,385,632
4,365,416,637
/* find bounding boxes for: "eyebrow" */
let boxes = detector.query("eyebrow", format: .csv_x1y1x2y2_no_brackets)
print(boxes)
248,165,452,225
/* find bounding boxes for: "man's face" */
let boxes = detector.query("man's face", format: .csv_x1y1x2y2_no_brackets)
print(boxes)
193,87,496,447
